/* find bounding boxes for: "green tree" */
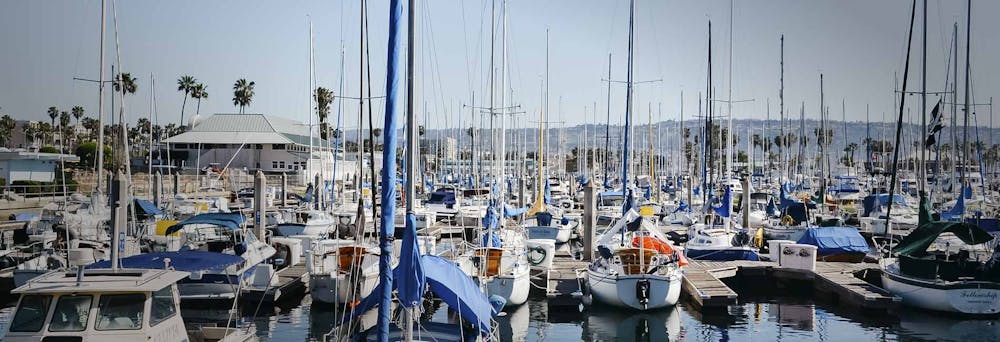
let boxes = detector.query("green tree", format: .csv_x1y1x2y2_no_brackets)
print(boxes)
190,83,208,116
314,87,333,139
0,114,15,147
71,106,85,124
177,75,196,126
232,78,255,114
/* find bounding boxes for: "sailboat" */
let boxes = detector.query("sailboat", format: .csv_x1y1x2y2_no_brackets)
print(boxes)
584,0,686,311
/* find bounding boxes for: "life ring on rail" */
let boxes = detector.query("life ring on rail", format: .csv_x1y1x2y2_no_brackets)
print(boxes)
527,245,548,266
781,215,794,226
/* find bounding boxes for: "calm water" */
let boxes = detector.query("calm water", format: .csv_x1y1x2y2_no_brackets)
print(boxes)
4,290,999,342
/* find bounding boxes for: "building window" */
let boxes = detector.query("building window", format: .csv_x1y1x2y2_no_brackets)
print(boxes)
272,161,278,169
279,161,285,169
273,144,285,150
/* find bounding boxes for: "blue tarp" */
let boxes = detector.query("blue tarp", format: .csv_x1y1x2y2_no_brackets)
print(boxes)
87,250,244,272
796,227,870,256
165,213,245,235
426,191,456,205
481,204,499,230
423,255,493,333
134,199,163,217
12,213,38,221
536,212,553,226
503,204,528,218
293,184,315,203
941,192,966,222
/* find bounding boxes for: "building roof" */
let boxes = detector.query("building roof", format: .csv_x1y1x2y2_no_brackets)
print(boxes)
0,150,80,162
162,113,329,147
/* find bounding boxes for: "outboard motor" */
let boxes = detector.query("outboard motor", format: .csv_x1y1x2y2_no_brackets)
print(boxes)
635,279,651,309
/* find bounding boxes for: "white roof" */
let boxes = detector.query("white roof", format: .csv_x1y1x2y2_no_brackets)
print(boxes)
163,113,328,146
0,151,80,162
13,269,189,294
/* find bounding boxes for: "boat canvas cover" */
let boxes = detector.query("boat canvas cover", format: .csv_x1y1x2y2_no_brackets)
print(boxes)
134,199,163,217
796,227,870,256
862,194,907,217
165,212,245,235
343,255,493,334
88,251,244,272
893,193,993,257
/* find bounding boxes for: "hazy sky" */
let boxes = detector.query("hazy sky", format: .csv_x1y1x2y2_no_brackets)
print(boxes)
1,0,996,132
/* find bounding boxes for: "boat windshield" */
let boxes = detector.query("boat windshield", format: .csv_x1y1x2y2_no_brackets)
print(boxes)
49,295,93,332
10,294,52,332
599,198,624,208
96,293,146,330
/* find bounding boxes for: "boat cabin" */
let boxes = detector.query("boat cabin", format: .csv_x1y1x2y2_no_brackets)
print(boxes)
4,268,190,342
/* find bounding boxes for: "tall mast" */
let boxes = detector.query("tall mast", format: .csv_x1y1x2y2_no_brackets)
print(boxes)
621,0,635,214
779,34,786,181
726,0,734,182
308,18,316,208
920,0,927,192
604,53,612,186
819,74,825,184
961,0,971,189
96,0,107,193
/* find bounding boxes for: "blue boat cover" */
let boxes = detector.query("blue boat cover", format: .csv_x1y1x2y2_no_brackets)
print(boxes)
165,213,245,235
796,227,869,256
598,190,624,198
426,191,456,205
503,204,528,218
134,199,163,217
862,194,908,217
342,255,493,334
712,186,732,218
87,250,244,272
941,192,966,221
422,255,493,333
13,213,38,221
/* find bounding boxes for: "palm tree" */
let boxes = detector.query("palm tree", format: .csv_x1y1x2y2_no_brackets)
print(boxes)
46,106,58,145
190,83,208,116
23,122,38,146
177,75,197,126
0,114,15,147
81,117,99,140
232,79,255,114
314,87,333,139
59,111,71,149
71,106,85,125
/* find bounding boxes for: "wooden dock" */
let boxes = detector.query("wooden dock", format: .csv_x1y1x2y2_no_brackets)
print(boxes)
532,250,589,307
681,260,899,311
244,263,309,304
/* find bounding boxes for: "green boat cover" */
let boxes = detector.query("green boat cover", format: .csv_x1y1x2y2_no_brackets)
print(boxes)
892,192,993,257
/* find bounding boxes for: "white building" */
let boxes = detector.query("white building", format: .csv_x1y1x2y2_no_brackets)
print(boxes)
162,114,354,185
0,150,80,183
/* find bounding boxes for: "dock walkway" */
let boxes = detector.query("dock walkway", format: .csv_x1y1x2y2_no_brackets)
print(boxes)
681,260,899,311
244,264,309,304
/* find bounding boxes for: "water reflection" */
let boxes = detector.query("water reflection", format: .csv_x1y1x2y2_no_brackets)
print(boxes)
895,310,1000,342
584,305,682,341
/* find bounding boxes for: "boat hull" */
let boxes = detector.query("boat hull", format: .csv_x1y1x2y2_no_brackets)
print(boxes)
484,269,530,307
882,269,1000,315
310,271,380,304
685,247,760,261
587,269,682,310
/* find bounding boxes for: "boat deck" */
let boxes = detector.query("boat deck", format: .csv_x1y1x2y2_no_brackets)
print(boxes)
244,263,309,304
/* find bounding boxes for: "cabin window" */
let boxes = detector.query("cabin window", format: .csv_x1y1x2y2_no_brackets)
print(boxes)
150,287,177,326
96,293,145,330
10,294,51,332
49,295,92,332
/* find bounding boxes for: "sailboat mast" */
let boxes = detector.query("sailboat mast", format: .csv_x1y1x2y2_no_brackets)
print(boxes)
621,0,635,214
961,0,971,189
604,53,612,186
779,35,786,181
97,0,107,193
920,0,927,192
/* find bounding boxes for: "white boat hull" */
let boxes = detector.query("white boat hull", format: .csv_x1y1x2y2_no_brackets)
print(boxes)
311,271,380,304
587,269,682,310
484,269,530,307
882,270,1000,315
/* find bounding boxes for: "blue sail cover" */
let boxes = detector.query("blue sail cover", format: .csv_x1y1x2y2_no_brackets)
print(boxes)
293,183,315,203
165,213,245,235
941,192,966,221
396,213,424,307
796,227,870,256
87,251,244,272
543,179,551,204
766,198,780,217
713,186,732,218
861,194,908,217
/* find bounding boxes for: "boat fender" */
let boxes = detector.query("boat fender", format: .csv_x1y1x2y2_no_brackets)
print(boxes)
636,279,651,308
527,246,548,266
